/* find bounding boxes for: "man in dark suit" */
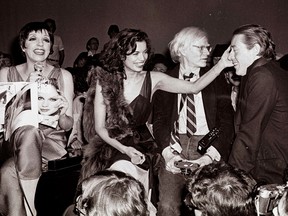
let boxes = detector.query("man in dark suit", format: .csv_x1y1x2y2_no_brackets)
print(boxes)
152,27,235,216
227,24,288,184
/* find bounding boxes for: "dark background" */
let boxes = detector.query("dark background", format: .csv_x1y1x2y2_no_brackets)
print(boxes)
0,0,287,67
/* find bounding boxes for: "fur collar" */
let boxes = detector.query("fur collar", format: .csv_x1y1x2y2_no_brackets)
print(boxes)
85,67,134,141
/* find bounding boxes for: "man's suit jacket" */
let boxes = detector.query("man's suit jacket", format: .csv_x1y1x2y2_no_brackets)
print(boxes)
152,64,235,161
229,58,288,184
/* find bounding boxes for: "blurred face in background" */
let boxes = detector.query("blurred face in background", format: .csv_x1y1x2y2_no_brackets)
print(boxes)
153,63,168,73
88,39,99,52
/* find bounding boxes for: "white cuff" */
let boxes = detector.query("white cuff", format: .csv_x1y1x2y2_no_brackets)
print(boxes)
206,146,221,161
162,146,175,162
170,142,182,154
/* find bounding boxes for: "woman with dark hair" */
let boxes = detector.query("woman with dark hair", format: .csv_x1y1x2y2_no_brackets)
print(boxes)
80,28,232,207
0,21,74,216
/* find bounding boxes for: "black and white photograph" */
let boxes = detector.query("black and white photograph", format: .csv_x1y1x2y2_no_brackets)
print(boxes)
1,1,288,216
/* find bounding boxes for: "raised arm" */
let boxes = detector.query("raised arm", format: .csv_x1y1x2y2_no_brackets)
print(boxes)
152,48,233,95
94,80,145,164
60,69,74,117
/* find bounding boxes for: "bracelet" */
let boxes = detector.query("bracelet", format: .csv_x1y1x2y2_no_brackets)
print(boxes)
204,153,213,162
58,114,73,131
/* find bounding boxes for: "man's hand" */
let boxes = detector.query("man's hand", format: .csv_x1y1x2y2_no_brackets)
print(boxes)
164,154,183,174
188,154,213,167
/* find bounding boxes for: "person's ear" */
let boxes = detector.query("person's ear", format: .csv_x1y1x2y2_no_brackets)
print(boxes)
179,45,187,57
120,55,125,61
20,46,25,52
253,43,261,56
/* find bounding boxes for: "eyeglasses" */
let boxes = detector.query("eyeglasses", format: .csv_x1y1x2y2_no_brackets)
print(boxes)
192,45,212,53
74,207,85,216
74,195,86,216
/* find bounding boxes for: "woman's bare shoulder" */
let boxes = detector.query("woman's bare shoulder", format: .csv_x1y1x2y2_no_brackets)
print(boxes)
0,67,9,81
59,68,73,79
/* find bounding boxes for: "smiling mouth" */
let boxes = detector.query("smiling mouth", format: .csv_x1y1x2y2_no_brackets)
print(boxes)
34,49,45,55
136,64,144,68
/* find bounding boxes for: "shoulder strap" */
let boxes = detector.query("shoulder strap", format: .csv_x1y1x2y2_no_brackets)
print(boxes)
7,66,24,82
139,71,152,100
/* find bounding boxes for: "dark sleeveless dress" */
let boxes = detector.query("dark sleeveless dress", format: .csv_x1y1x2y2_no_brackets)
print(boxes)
107,71,154,168
80,71,157,183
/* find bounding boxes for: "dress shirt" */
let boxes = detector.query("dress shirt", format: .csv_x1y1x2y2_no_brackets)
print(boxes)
178,73,209,135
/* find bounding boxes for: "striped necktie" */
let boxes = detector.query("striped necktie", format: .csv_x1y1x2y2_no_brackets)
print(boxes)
184,73,196,137
186,93,196,137
177,73,196,137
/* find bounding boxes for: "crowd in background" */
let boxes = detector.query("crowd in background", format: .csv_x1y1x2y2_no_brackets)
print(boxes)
0,18,288,216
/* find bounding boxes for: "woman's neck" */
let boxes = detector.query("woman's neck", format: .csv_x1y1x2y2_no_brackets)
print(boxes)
124,69,141,80
19,61,52,79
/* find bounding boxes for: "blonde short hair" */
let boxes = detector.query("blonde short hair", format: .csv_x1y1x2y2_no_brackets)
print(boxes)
169,26,208,63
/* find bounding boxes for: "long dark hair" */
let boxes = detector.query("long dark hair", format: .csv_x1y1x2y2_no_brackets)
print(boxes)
99,28,152,75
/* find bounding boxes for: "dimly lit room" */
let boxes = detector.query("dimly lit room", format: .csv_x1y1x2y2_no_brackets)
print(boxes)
1,0,288,216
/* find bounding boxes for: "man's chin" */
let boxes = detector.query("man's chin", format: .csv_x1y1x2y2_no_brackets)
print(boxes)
235,68,246,76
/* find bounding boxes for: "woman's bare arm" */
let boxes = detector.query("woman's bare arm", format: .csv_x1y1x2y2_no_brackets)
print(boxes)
60,68,74,117
94,81,145,163
152,48,232,94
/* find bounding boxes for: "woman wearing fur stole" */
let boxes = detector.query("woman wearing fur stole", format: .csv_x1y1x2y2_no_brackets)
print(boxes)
79,28,231,205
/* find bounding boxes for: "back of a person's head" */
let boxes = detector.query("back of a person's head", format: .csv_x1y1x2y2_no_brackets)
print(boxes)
108,24,120,38
169,26,208,63
44,18,56,33
187,161,257,216
77,170,148,216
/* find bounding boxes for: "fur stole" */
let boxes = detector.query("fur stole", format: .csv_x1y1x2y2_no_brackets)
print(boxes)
83,67,134,141
80,67,135,182
97,67,134,139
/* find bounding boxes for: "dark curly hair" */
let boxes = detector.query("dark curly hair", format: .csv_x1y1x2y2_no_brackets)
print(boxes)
99,28,152,76
233,24,276,60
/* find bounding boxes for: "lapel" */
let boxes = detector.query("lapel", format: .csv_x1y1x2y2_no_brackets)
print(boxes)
234,58,269,131
200,67,216,128
166,64,181,124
